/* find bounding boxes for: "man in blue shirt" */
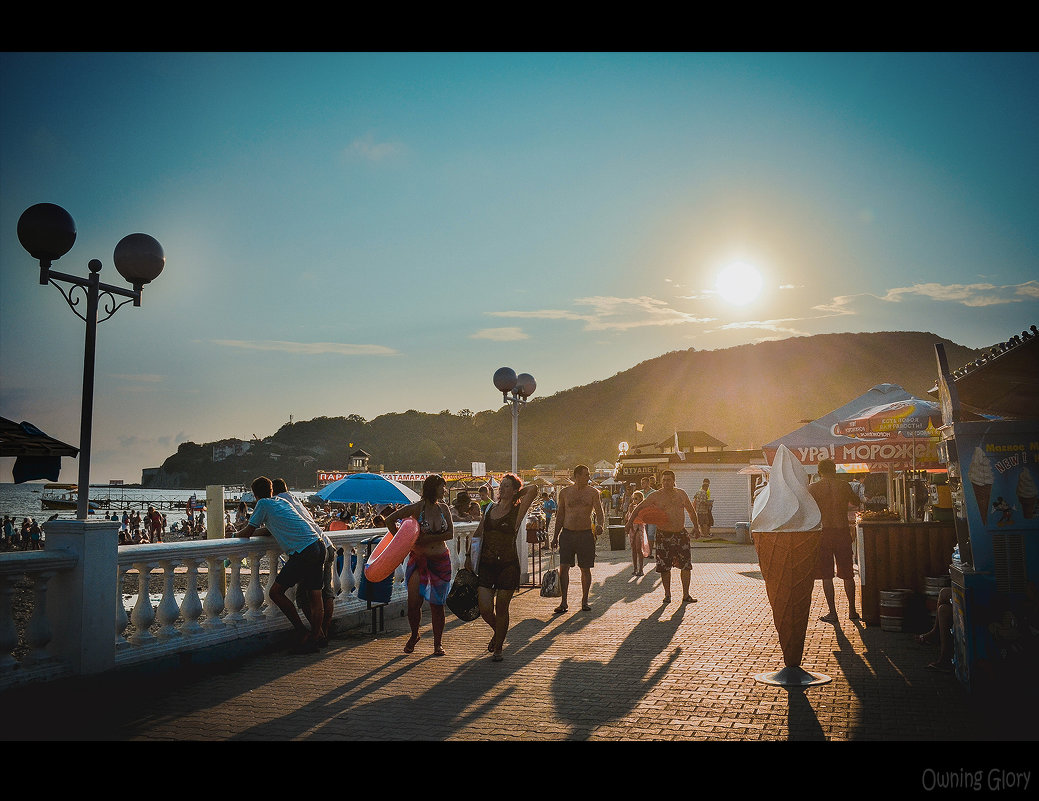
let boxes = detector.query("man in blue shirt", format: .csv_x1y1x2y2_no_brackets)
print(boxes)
237,475,325,654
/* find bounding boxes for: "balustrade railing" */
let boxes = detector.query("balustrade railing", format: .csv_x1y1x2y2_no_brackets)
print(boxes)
0,518,480,690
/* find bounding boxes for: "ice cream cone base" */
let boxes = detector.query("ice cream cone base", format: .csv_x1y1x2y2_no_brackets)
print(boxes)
1020,497,1036,520
754,529,822,671
973,484,991,524
753,665,831,687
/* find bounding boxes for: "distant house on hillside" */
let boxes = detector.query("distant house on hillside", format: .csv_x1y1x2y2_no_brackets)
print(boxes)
348,449,371,472
616,430,765,533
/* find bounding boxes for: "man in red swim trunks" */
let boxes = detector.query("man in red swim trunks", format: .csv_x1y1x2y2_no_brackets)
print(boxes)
808,459,862,623
626,470,700,604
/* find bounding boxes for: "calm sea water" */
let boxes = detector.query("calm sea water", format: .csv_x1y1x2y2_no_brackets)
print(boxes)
0,483,230,524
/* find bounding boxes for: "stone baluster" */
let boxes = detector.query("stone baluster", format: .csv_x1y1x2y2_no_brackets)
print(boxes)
330,547,344,596
244,551,266,621
342,546,356,595
130,562,157,645
351,546,365,598
264,547,282,619
115,563,131,649
225,551,246,623
155,560,182,640
0,575,18,673
202,556,225,631
180,558,204,636
23,570,58,665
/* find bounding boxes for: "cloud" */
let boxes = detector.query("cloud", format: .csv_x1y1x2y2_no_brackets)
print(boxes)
471,327,530,341
346,133,405,162
878,280,1039,307
210,340,398,356
709,319,813,339
108,373,164,383
488,296,712,332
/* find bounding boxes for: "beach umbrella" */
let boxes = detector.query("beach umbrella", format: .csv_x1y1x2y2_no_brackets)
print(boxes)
315,473,420,505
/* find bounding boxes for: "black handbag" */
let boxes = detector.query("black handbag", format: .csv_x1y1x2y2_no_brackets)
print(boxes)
446,558,481,622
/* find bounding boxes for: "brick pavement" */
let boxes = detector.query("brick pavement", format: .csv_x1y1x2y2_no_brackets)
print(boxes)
2,541,1036,744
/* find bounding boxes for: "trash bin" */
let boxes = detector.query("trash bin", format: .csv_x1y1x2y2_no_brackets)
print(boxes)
608,524,626,551
735,522,750,544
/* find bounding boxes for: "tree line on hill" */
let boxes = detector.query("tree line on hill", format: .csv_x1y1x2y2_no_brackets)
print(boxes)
146,331,982,489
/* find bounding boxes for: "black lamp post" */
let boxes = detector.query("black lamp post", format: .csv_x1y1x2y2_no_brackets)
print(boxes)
493,367,536,474
18,203,165,519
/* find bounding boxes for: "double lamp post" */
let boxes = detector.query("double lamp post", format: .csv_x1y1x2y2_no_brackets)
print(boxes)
17,203,165,519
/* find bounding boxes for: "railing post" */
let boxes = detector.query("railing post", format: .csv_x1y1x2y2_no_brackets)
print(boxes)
44,518,119,675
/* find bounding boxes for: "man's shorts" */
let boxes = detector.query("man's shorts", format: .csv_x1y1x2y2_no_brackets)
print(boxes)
815,527,854,580
559,528,596,569
276,539,325,592
655,530,692,573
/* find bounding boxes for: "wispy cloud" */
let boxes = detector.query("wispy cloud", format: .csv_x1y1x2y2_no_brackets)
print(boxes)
708,319,812,339
488,296,712,332
346,133,405,162
471,327,530,341
210,340,398,356
108,373,165,383
878,280,1039,307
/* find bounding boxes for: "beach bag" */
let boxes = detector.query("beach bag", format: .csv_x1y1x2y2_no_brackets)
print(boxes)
640,526,651,558
540,552,561,597
446,553,481,622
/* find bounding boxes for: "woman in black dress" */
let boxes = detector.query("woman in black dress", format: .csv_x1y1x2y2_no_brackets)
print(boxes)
472,473,538,661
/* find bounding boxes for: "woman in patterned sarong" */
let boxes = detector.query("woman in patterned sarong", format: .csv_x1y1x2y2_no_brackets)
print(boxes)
384,474,455,656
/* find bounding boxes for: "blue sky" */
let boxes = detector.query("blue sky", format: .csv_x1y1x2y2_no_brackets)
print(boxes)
2,52,1037,483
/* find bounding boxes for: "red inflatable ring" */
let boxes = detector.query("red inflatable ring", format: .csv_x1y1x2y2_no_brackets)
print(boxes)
364,517,420,583
634,506,672,528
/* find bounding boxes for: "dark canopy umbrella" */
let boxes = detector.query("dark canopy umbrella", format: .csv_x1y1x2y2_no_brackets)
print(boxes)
0,417,79,483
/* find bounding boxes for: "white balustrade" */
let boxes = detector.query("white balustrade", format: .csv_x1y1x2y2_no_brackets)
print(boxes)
180,558,205,636
155,560,181,640
1,520,480,691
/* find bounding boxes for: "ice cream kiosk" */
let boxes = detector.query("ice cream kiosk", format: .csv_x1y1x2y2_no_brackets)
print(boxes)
933,332,1039,695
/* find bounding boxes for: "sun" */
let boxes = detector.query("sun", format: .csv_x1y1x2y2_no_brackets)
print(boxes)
715,261,763,306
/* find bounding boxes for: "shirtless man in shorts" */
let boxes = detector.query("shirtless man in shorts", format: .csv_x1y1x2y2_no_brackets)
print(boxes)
551,464,605,613
626,470,701,604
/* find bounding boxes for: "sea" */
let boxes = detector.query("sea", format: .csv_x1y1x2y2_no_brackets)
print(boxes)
0,482,240,525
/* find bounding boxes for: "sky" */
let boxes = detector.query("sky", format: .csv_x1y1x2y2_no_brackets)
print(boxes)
2,52,1038,484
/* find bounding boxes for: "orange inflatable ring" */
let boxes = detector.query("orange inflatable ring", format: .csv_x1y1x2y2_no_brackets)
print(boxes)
635,506,672,528
364,517,420,582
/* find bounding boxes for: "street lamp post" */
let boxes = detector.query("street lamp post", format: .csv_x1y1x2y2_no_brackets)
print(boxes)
493,367,536,474
18,203,165,519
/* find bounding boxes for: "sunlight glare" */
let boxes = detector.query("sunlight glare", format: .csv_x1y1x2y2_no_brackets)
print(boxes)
715,261,763,306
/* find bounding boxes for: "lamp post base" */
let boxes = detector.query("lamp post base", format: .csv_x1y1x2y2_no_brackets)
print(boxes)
752,665,831,687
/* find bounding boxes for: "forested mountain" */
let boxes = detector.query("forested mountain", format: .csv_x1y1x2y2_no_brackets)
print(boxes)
147,331,982,488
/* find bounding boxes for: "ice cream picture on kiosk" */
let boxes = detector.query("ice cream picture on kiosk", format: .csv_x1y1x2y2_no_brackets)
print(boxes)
751,444,832,687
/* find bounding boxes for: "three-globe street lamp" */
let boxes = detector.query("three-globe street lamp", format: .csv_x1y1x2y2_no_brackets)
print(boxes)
17,203,165,519
493,367,536,475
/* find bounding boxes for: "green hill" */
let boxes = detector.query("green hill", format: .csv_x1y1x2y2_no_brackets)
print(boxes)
147,331,982,488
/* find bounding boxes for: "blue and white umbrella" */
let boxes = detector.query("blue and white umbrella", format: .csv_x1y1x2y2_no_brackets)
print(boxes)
314,472,420,505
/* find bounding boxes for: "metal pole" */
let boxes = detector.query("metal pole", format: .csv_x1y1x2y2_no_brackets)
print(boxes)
511,395,519,474
76,270,100,519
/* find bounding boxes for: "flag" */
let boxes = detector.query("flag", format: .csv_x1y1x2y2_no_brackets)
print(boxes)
674,430,685,460
635,422,644,432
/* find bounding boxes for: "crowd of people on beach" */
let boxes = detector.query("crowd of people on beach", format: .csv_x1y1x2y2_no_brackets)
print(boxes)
1,516,44,551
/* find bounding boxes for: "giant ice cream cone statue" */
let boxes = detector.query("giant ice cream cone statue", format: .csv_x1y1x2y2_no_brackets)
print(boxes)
755,529,822,667
751,445,831,687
